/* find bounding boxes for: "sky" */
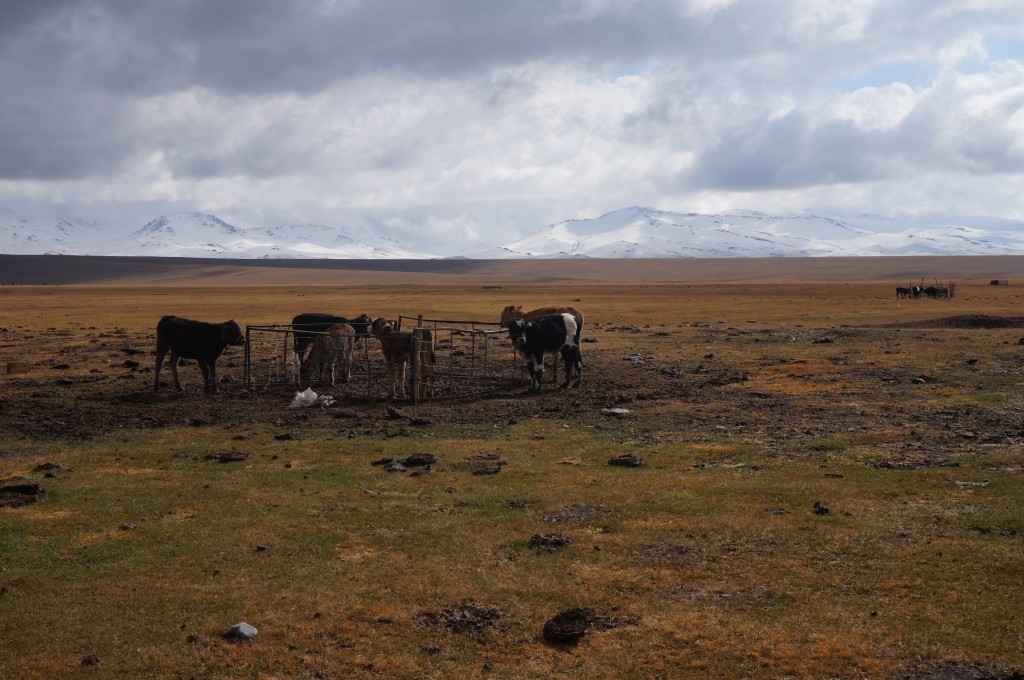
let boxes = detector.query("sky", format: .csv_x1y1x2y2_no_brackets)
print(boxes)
2,0,1024,252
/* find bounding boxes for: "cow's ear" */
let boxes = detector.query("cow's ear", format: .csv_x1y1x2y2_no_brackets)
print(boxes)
515,305,522,311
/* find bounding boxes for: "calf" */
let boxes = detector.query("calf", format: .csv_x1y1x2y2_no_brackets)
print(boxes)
501,304,584,344
370,317,413,398
507,313,581,392
369,317,437,399
154,316,245,394
291,312,371,364
300,323,356,387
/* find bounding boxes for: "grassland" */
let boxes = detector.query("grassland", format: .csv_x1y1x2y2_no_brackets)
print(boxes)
1,259,1023,679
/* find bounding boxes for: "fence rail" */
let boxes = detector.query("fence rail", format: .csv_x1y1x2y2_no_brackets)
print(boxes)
243,316,524,402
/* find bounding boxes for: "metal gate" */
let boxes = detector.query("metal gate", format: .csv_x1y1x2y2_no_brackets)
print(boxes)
243,316,523,401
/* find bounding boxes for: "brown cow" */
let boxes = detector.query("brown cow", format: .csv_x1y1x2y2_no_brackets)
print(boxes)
370,318,436,399
370,318,412,398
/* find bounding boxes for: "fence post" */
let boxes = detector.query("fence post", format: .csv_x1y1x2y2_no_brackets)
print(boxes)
411,333,420,405
244,326,252,390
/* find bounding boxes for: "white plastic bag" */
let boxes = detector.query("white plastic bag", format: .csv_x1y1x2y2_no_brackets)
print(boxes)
289,387,335,408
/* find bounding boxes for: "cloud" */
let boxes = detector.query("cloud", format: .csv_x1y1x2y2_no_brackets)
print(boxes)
2,0,1024,253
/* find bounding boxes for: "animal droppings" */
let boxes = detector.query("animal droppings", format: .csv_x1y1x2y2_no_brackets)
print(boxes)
528,533,572,551
542,608,593,644
608,454,645,467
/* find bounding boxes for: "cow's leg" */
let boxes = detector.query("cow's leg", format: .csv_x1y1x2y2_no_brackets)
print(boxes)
169,353,184,391
530,354,544,392
397,361,407,398
154,342,168,391
559,346,574,388
386,360,396,398
199,361,212,394
209,361,218,393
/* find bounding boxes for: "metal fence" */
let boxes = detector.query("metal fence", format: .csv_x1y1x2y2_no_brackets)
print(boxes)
243,316,524,401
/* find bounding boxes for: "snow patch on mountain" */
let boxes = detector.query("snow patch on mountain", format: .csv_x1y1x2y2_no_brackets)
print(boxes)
465,207,1024,259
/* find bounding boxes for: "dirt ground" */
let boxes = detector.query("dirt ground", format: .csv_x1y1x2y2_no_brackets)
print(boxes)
3,310,1023,468
2,277,1024,679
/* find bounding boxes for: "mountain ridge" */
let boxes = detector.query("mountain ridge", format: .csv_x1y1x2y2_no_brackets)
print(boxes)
3,206,1024,259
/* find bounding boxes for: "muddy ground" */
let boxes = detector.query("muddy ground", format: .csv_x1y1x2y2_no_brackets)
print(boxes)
3,314,1023,469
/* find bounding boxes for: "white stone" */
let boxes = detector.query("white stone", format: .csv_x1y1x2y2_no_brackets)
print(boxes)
226,622,258,640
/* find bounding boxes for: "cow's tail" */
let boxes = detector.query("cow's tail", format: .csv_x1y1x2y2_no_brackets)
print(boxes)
282,327,293,378
574,312,584,357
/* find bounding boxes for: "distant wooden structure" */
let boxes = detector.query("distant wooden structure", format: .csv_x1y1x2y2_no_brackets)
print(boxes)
5,361,30,375
990,280,1009,286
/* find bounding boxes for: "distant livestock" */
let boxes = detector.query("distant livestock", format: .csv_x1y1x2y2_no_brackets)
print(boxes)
154,315,245,394
507,313,582,392
290,312,372,364
300,323,356,387
500,305,584,343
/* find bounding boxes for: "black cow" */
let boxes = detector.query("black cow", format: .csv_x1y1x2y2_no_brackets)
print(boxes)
290,312,372,364
507,313,581,392
154,316,246,394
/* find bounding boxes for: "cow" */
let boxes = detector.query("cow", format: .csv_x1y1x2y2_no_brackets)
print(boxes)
896,287,910,299
369,317,435,399
500,304,584,344
290,313,372,365
300,323,356,387
154,316,246,394
370,317,413,398
507,313,581,392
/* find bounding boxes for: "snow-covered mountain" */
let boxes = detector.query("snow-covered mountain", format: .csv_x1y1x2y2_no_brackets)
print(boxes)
0,207,105,255
3,205,1024,259
96,211,430,259
468,207,1024,259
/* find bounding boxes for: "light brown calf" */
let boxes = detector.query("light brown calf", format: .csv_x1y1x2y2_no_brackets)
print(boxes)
300,323,355,387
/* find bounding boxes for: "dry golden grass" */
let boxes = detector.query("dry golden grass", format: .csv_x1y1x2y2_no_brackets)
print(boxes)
1,260,1024,678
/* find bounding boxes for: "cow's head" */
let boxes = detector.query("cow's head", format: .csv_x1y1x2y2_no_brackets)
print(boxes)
223,320,246,346
507,319,528,350
499,305,523,327
370,317,393,337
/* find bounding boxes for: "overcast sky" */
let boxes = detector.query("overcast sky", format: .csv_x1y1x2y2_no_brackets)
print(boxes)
2,0,1023,250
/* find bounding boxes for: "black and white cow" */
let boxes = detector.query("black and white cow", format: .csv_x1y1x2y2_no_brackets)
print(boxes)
507,313,581,392
154,315,246,394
